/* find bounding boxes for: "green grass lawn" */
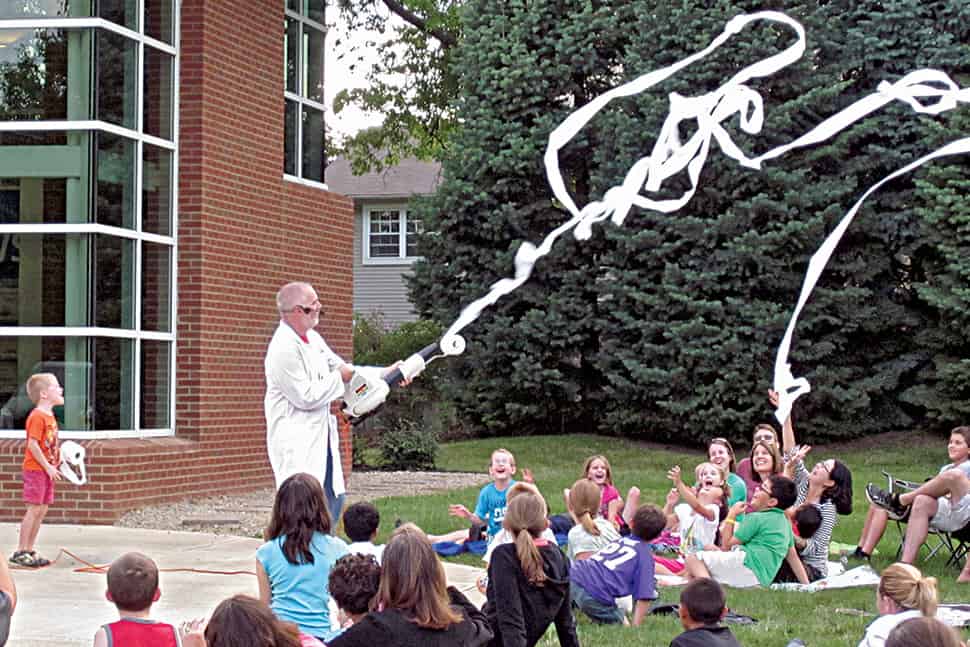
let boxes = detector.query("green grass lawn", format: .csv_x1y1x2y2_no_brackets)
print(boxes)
366,433,968,646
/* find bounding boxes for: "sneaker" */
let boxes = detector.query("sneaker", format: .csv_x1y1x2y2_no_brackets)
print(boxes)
9,551,39,568
866,483,909,519
27,551,50,567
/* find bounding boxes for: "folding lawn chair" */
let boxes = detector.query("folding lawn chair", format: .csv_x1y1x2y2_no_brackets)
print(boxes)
881,471,970,567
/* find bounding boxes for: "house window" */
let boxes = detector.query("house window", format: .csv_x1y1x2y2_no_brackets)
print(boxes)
284,1,326,184
364,207,422,264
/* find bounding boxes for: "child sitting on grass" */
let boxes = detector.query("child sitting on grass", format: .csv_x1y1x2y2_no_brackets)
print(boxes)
670,578,741,647
483,490,579,647
443,448,518,544
343,502,384,564
656,463,727,575
685,475,807,588
257,473,348,642
570,504,667,626
329,553,381,633
94,552,178,647
566,478,620,562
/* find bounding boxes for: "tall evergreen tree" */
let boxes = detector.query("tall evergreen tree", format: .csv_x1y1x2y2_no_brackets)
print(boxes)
409,0,970,442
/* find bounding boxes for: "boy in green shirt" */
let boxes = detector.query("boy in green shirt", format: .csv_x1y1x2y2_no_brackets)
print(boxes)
684,475,808,587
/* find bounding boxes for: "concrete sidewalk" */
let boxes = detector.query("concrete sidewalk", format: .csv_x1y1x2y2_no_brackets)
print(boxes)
0,524,485,646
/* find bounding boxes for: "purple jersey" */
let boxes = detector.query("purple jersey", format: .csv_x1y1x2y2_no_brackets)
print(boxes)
570,536,657,604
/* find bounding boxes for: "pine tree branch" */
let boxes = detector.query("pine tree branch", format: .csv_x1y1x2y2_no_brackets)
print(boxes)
381,0,457,49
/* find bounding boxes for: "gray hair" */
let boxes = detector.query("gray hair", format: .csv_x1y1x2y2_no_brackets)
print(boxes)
276,282,312,314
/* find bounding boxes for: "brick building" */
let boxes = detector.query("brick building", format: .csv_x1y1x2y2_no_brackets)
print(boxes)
0,1,354,523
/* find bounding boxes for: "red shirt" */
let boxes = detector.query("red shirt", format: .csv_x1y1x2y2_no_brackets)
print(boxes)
103,619,179,647
23,409,58,472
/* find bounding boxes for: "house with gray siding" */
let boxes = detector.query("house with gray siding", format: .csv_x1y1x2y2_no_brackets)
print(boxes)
325,157,442,328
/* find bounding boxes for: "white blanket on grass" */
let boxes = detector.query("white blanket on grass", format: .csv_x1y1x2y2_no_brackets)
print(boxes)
771,563,879,592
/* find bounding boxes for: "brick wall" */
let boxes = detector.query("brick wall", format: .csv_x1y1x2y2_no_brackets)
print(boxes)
0,0,354,524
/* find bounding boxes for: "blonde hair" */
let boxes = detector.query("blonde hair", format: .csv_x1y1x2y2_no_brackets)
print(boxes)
503,492,548,586
879,563,938,617
376,524,461,629
26,373,57,404
569,478,602,537
507,481,540,501
582,455,613,485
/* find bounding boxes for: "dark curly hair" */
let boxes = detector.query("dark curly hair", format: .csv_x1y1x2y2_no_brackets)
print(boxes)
329,553,382,615
343,502,380,543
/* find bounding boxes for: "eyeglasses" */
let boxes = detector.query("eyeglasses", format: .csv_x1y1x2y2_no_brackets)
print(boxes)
758,483,772,496
295,305,316,314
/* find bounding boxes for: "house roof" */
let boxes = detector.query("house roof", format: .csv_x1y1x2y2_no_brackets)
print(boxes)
325,156,442,199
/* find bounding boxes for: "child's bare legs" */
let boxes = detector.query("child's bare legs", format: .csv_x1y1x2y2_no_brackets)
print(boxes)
898,468,970,507
622,487,640,527
901,494,940,564
18,503,48,553
859,505,889,555
683,554,710,580
426,529,471,544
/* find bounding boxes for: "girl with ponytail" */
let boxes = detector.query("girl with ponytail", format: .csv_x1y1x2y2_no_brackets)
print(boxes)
566,478,620,561
858,563,939,647
483,491,580,647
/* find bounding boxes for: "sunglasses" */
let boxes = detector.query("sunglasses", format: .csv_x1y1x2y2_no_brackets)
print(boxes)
294,305,316,314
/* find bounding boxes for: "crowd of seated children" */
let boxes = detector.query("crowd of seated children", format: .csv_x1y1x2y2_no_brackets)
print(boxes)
483,490,579,647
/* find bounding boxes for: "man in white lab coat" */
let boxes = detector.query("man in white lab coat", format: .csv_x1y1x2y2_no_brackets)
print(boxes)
264,282,356,524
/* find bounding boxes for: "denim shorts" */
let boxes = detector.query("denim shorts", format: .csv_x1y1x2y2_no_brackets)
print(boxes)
570,581,625,624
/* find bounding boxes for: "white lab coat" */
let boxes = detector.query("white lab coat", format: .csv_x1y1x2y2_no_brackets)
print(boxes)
264,321,346,495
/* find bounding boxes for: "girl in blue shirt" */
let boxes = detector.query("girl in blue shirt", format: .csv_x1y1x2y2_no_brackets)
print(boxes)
257,473,349,641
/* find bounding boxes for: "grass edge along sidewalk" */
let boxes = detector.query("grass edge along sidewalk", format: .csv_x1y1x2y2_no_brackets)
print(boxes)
369,433,968,647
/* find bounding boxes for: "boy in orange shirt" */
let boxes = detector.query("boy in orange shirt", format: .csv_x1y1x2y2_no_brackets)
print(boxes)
10,373,63,568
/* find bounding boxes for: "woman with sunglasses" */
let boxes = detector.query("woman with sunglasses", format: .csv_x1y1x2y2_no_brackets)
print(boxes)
775,393,853,582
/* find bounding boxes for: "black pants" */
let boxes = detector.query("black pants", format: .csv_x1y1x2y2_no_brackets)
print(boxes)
773,556,823,583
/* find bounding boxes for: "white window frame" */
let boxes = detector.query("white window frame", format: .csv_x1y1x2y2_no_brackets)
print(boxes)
362,205,422,265
283,3,327,188
0,3,180,439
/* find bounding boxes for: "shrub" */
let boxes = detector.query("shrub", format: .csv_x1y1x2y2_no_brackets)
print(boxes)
379,419,438,471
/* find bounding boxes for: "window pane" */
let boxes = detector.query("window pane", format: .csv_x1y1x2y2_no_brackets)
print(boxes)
406,214,422,257
95,131,135,228
0,28,72,121
94,235,135,329
96,29,137,129
142,143,172,235
301,25,324,102
97,0,138,31
0,178,69,227
0,2,80,18
369,211,401,258
143,46,173,140
0,336,132,432
144,0,175,44
305,0,324,24
141,242,170,332
286,0,299,11
285,18,298,94
140,340,169,428
93,336,134,429
284,99,298,176
301,105,324,182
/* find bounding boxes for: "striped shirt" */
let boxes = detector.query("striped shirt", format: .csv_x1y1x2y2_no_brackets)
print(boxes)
792,460,836,578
